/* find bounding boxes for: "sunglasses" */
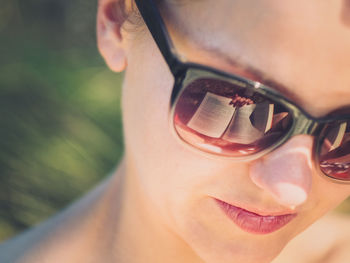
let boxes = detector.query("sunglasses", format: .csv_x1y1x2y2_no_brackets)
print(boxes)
134,0,350,183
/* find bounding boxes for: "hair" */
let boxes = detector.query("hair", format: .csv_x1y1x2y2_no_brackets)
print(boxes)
112,0,162,29
116,0,179,31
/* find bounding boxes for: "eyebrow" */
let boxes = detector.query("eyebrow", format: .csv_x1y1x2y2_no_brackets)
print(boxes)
193,43,302,104
164,10,350,116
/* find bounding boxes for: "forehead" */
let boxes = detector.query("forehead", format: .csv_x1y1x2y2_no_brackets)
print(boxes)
164,0,350,117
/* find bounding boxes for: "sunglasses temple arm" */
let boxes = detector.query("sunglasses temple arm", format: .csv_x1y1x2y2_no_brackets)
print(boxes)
135,0,185,75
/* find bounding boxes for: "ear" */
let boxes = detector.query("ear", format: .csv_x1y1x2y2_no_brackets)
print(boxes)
97,0,128,72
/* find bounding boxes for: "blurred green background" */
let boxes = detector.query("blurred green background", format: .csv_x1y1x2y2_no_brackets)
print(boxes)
0,0,349,243
0,0,123,241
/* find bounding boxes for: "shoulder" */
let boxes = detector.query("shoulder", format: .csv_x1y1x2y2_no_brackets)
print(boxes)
0,240,18,263
272,211,350,263
0,213,66,263
0,174,120,263
0,228,41,263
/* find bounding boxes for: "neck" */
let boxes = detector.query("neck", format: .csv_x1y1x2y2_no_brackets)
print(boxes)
3,158,203,263
108,157,204,263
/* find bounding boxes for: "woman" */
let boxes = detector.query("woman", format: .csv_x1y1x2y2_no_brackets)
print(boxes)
1,0,350,262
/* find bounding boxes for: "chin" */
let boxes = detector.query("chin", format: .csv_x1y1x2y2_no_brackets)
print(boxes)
191,238,287,263
173,198,295,263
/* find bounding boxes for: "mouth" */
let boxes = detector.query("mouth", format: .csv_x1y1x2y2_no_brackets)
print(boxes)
214,198,297,235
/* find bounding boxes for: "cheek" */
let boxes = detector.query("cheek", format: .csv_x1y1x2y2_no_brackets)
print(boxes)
122,34,173,173
121,37,217,222
121,40,252,229
313,178,350,213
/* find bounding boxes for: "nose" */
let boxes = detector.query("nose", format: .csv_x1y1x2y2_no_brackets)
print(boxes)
249,135,314,208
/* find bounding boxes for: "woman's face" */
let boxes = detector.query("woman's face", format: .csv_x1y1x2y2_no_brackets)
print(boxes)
104,0,350,262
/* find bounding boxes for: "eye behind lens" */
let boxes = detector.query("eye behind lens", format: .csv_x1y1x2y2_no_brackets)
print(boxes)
173,77,293,157
318,121,350,181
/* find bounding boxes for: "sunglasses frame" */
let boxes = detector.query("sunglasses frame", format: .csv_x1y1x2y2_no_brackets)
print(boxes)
134,0,350,184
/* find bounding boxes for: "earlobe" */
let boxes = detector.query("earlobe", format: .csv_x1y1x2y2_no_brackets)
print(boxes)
97,0,128,72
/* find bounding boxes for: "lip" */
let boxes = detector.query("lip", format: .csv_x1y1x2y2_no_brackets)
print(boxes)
214,199,297,235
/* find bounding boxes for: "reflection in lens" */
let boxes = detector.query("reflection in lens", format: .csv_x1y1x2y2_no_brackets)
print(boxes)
173,78,293,157
319,121,350,181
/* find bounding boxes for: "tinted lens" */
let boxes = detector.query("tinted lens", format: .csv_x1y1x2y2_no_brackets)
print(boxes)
173,78,293,157
319,121,350,181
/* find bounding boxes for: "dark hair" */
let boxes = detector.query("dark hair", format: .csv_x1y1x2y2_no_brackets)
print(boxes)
112,0,159,25
117,0,171,30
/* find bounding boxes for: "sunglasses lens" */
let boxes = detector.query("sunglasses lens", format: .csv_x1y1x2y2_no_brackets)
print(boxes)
319,121,350,181
173,78,293,157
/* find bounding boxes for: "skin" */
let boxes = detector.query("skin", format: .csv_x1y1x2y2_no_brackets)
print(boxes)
0,0,350,262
